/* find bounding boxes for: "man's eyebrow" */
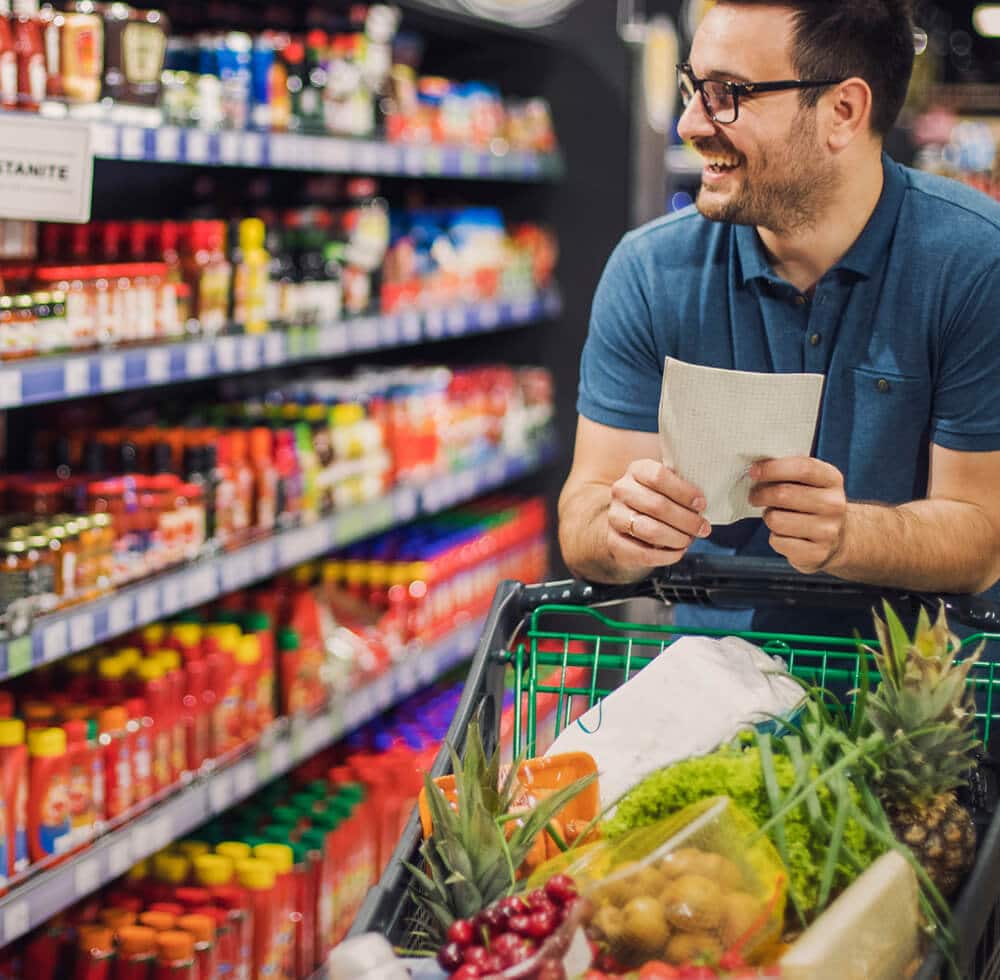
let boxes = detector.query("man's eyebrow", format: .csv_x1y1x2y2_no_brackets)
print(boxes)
702,68,753,83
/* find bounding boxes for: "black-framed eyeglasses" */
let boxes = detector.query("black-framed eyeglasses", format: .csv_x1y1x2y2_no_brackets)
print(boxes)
677,63,846,124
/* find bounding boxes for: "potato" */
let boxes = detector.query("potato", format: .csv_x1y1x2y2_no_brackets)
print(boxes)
659,848,744,890
591,904,624,942
720,891,766,947
660,874,723,932
597,862,643,906
665,931,724,964
621,896,671,956
630,864,667,897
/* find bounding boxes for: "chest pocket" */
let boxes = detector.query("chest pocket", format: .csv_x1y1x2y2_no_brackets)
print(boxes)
846,367,931,504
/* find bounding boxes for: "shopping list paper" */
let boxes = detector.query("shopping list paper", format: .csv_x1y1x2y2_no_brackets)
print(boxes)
658,357,825,526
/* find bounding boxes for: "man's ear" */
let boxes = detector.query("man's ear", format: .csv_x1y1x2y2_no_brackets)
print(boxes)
825,77,874,151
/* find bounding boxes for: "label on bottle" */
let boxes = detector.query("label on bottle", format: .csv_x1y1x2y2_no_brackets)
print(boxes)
0,52,16,106
27,52,45,103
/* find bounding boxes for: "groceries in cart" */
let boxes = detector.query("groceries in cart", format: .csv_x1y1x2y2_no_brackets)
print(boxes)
382,599,991,978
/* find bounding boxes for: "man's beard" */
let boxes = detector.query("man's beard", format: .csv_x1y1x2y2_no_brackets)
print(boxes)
694,111,838,234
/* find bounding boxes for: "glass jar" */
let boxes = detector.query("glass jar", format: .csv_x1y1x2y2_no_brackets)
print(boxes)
26,532,57,613
91,511,114,592
0,538,33,619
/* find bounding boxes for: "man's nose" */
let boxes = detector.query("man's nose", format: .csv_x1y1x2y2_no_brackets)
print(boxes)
677,92,717,142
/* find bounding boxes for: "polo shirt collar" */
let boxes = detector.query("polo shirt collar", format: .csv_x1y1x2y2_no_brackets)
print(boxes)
735,152,907,286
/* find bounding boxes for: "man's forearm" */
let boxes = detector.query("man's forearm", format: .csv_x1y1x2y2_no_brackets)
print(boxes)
558,480,651,584
825,499,1000,594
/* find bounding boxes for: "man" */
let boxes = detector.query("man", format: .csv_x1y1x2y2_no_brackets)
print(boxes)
558,0,1000,634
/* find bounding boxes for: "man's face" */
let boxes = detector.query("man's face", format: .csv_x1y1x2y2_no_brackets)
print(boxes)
677,3,839,233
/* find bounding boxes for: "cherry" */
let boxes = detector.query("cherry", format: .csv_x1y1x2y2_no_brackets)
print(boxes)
499,895,527,918
438,942,466,971
479,905,508,935
451,967,483,980
447,918,475,947
463,946,491,969
527,909,557,939
508,914,532,935
525,888,550,909
544,873,578,905
483,952,505,973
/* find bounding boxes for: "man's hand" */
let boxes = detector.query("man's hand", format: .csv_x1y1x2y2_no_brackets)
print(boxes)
749,457,848,574
607,459,712,574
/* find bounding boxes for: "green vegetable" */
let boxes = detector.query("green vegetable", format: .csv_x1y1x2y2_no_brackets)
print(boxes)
602,743,884,918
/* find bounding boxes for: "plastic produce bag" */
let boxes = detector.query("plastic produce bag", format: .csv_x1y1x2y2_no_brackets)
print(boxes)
530,796,788,972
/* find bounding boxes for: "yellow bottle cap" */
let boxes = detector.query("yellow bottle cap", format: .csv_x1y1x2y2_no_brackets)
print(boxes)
235,635,260,667
116,647,142,672
0,718,25,746
253,843,293,874
239,217,266,250
66,653,93,675
98,657,128,680
215,841,252,864
193,854,233,887
176,840,210,861
330,402,364,426
206,624,241,653
141,624,166,646
235,859,275,892
127,858,150,883
157,649,181,672
170,623,202,648
153,853,190,885
28,727,67,757
136,659,165,682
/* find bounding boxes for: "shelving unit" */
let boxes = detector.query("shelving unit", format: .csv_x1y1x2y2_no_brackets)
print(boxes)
0,614,485,946
0,288,561,409
0,431,556,680
80,121,564,180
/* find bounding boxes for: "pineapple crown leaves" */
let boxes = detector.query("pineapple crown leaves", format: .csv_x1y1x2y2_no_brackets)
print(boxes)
404,719,595,947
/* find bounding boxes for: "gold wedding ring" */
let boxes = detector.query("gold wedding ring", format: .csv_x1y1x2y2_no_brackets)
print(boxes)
627,513,637,538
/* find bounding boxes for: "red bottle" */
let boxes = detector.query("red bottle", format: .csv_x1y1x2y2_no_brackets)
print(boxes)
62,720,97,850
181,658,210,771
97,706,133,820
124,697,154,804
235,861,279,980
26,727,71,862
176,914,217,980
0,0,18,109
155,931,196,980
73,925,114,980
115,926,158,980
12,0,44,111
136,660,171,792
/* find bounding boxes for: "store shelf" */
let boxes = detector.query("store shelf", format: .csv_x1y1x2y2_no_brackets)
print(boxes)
0,433,556,681
0,289,562,410
84,120,563,180
0,614,484,946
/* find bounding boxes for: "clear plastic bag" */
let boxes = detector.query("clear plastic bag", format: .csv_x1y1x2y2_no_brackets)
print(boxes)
530,796,788,972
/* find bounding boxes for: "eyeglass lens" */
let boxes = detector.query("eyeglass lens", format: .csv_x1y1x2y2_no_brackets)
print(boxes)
677,70,738,124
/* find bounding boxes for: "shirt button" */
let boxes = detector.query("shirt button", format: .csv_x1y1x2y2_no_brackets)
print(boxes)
877,378,891,393
809,333,821,346
794,295,807,307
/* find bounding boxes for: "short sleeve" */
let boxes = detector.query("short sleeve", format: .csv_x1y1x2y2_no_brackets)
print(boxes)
577,233,663,432
931,262,1000,452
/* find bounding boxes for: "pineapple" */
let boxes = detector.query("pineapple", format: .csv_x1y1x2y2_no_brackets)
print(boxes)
864,602,982,896
405,720,594,947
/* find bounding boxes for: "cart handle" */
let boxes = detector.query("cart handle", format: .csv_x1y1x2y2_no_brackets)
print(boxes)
518,555,1000,632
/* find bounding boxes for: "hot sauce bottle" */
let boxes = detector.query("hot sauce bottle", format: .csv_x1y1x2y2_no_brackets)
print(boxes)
13,0,46,111
0,0,19,109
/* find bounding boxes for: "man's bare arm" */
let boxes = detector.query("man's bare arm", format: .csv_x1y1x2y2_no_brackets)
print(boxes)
558,417,709,583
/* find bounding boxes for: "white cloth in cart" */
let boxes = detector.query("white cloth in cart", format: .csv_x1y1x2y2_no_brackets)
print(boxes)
545,634,804,808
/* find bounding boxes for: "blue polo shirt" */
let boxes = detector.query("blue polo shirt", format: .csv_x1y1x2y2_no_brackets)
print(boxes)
577,155,1000,638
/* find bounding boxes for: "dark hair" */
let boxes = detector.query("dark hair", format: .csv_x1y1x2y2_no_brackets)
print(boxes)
719,0,916,136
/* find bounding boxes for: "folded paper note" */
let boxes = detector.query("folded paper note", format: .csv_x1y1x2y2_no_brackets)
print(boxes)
658,357,825,525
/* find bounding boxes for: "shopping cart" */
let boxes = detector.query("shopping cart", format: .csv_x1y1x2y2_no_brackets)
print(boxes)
351,556,1000,979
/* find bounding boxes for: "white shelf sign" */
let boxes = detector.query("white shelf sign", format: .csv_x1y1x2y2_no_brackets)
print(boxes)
0,115,94,221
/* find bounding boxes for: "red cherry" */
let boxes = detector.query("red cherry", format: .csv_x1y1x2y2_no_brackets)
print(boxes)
480,905,508,934
498,895,527,918
544,873,578,905
447,918,475,947
483,953,505,972
527,909,557,939
438,941,466,971
525,887,550,909
508,914,532,935
463,946,491,969
451,967,483,980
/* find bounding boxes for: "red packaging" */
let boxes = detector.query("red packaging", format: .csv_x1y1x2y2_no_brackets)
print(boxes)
252,844,294,977
115,925,158,980
62,720,97,850
98,706,133,819
154,931,196,980
0,719,30,879
26,726,71,862
155,650,188,780
73,925,114,980
136,661,171,793
176,915,217,980
299,831,326,970
234,861,278,980
124,697,154,804
209,886,253,980
191,907,233,980
181,659,210,771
